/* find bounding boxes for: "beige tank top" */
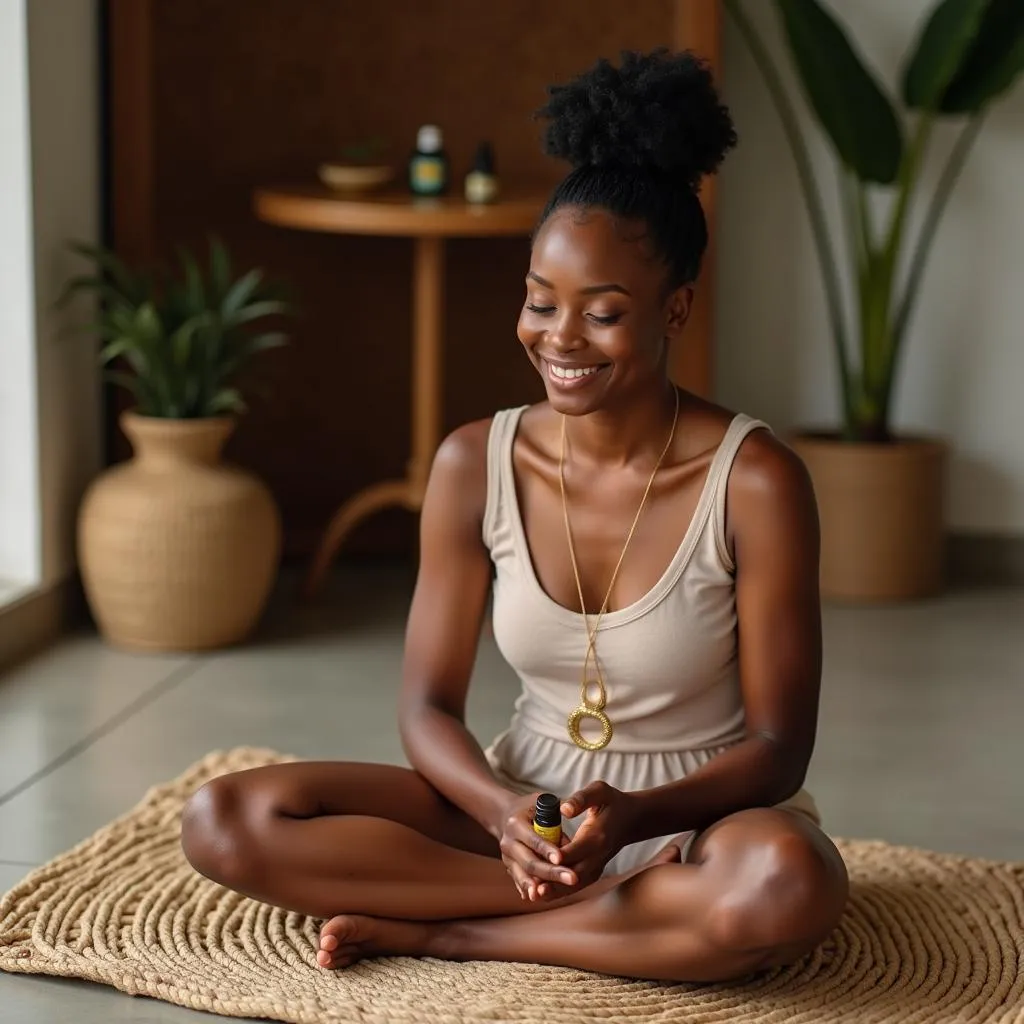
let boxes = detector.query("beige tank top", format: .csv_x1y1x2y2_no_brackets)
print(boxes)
482,406,768,755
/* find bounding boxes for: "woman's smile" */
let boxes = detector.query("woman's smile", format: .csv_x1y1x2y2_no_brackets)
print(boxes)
542,357,611,390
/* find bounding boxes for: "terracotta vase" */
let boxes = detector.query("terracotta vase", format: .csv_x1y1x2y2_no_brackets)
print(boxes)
789,433,949,603
78,411,281,651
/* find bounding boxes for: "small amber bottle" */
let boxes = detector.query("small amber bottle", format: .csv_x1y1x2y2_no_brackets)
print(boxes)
532,793,562,844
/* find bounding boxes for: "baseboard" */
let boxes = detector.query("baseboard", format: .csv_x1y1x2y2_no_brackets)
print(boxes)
0,575,89,674
948,532,1024,586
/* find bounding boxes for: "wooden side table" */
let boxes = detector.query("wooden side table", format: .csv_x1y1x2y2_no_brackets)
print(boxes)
253,186,546,597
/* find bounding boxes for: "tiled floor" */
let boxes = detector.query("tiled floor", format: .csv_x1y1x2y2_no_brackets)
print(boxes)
1,566,1022,1022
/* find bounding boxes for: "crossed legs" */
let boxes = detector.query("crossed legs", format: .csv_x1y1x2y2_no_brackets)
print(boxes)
180,761,848,982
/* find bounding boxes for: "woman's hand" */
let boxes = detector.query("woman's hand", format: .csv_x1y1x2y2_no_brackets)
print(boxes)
497,793,578,902
557,781,639,888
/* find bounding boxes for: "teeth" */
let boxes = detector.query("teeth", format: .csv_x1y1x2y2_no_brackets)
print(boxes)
550,363,599,379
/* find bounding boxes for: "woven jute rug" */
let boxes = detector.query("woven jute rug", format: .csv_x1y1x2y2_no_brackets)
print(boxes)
2,749,1022,1024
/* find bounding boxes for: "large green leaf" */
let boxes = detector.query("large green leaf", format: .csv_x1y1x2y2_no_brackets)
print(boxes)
209,237,232,303
776,0,903,183
229,299,289,326
178,247,206,313
207,388,245,415
903,0,989,109
220,268,264,321
67,241,142,301
940,0,1024,111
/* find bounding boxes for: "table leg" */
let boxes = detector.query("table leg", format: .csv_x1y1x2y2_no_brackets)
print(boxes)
408,235,443,494
303,235,445,599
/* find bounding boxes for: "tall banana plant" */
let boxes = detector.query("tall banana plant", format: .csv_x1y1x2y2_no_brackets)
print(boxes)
724,0,1024,442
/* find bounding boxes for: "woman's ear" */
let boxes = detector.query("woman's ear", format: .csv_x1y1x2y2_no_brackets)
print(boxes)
665,284,694,337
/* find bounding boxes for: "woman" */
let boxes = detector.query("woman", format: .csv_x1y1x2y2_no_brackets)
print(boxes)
181,49,848,983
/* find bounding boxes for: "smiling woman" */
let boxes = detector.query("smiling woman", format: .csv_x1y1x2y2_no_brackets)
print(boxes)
181,48,848,984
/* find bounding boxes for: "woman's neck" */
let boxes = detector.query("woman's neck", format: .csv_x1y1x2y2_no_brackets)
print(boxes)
560,380,680,471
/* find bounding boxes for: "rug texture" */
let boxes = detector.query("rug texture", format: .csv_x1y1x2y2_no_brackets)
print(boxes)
1,748,1022,1024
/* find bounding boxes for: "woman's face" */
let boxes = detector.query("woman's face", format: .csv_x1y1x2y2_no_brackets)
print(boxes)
517,205,691,416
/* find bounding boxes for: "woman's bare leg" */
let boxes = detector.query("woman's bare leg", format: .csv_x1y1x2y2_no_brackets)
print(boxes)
314,808,849,983
180,761,573,922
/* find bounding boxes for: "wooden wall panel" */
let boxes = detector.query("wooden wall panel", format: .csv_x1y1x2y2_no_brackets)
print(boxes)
107,0,721,560
673,0,721,398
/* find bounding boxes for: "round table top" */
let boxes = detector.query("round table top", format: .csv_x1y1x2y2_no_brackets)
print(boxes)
253,185,547,238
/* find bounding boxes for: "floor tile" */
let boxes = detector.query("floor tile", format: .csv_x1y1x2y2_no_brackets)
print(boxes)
0,634,193,799
0,606,520,864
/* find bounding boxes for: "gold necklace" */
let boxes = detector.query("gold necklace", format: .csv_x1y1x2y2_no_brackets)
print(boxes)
558,387,680,751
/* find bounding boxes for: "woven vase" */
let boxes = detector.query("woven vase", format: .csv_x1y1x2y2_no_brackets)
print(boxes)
790,432,948,603
78,411,281,651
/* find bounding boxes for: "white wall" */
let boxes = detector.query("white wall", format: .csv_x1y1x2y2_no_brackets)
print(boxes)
26,0,102,586
716,0,1024,535
0,0,101,593
0,0,42,587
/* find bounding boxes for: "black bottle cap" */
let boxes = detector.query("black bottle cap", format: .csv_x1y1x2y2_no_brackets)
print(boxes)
472,141,495,174
534,792,561,828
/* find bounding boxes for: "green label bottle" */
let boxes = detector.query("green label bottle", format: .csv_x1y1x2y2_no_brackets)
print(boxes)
409,124,448,197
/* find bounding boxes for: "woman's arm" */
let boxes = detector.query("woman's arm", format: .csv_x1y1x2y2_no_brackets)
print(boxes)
627,432,823,844
397,421,513,838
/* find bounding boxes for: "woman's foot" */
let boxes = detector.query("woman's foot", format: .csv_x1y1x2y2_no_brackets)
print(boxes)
317,914,434,969
316,842,683,969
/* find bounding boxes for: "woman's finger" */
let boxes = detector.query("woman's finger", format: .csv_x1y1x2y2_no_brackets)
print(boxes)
508,820,570,872
515,843,578,886
501,829,575,886
561,781,609,817
558,827,605,867
506,808,559,852
509,861,535,900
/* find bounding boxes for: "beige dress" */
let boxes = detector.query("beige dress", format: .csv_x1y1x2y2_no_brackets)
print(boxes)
481,406,820,876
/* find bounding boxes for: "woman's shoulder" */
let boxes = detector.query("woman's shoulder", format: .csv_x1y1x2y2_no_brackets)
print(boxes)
431,417,493,488
691,401,816,548
428,403,544,509
679,394,796,473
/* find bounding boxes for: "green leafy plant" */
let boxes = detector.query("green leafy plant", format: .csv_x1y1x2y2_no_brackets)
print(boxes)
60,238,292,419
724,0,1024,441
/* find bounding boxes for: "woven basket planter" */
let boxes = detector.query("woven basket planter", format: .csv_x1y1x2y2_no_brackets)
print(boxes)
78,411,281,651
790,432,948,603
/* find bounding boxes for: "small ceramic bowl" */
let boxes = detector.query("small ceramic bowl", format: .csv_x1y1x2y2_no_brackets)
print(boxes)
318,163,395,192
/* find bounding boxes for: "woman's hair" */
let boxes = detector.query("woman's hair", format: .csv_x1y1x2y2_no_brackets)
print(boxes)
535,49,737,289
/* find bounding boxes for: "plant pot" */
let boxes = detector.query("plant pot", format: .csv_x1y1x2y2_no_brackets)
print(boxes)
77,411,281,651
789,432,949,603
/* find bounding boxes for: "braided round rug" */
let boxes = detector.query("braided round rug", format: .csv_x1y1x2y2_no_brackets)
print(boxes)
1,748,1022,1024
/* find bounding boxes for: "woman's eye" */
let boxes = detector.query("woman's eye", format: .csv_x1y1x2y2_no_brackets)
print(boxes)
525,303,555,315
588,313,622,326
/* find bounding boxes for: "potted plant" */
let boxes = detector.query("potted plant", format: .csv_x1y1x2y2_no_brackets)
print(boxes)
62,238,292,650
724,0,1024,600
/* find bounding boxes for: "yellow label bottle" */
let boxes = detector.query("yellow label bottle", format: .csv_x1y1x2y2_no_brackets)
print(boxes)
532,793,562,844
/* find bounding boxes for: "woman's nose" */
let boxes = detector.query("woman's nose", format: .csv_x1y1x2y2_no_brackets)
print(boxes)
547,312,586,353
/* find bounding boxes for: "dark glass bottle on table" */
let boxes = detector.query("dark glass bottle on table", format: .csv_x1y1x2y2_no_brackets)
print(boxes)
408,124,449,197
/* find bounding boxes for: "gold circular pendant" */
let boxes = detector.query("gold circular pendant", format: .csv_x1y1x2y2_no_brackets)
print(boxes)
581,678,606,711
567,704,613,751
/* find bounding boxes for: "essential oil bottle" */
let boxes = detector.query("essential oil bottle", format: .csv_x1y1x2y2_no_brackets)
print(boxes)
408,124,448,197
464,141,499,204
532,793,562,844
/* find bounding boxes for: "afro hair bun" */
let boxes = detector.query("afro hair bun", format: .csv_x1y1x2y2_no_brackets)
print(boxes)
537,49,737,191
